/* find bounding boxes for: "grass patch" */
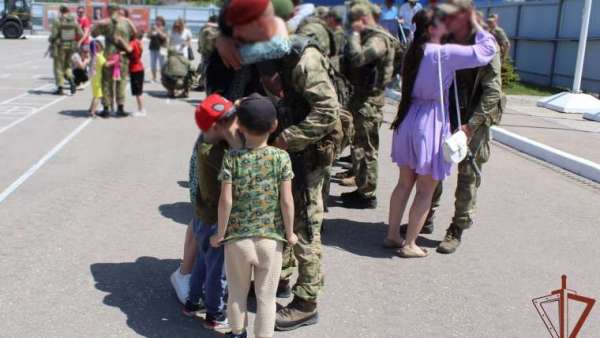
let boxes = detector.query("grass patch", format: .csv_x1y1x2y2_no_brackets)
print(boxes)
505,82,562,97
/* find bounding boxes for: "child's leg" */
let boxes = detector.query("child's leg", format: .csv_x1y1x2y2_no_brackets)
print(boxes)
181,223,197,274
136,95,143,111
225,239,253,335
253,239,283,338
89,98,98,115
188,220,208,304
203,224,227,317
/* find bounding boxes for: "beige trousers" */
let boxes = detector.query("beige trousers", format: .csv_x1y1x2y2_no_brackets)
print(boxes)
225,238,283,337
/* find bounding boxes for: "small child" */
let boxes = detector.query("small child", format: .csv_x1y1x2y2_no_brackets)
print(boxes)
88,40,105,117
126,31,146,117
107,52,121,81
183,94,244,333
211,93,297,338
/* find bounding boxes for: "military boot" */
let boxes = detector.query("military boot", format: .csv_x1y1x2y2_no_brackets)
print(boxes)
399,221,434,235
115,105,128,118
340,190,377,209
68,79,76,95
53,87,64,95
275,297,319,331
437,224,463,254
276,279,292,298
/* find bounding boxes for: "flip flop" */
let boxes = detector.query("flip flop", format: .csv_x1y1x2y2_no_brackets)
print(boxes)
397,246,429,258
382,238,405,249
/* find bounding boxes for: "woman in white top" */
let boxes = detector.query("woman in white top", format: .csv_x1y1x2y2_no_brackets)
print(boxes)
169,18,193,57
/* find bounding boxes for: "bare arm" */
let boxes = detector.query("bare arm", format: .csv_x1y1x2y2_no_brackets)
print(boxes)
211,182,232,247
279,180,297,245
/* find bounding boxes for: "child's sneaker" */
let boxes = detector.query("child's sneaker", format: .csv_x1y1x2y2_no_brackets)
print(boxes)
182,299,206,317
170,268,190,304
203,314,231,333
132,109,147,117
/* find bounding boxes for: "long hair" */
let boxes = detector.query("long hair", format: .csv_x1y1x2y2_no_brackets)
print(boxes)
391,8,444,130
173,18,185,33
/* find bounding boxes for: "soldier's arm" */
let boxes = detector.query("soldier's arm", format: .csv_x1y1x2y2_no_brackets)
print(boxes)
90,21,107,38
278,49,340,152
469,53,502,130
49,20,59,44
346,33,387,67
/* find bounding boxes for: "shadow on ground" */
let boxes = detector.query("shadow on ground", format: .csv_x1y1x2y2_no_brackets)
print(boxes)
145,90,170,99
322,219,440,258
59,110,90,118
159,202,192,226
90,257,220,338
177,180,189,189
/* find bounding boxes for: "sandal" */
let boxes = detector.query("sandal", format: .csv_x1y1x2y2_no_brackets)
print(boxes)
382,238,405,249
397,246,429,258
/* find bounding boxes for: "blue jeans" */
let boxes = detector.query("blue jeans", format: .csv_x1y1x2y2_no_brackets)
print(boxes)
188,218,227,318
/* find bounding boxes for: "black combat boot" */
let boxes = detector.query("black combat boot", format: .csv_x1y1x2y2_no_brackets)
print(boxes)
52,87,64,95
97,109,110,118
340,190,377,209
68,79,76,95
115,104,128,118
275,297,319,331
437,224,464,254
399,221,434,235
276,279,292,298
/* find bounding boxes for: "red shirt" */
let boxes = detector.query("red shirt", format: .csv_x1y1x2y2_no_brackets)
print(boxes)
78,16,91,45
129,40,144,73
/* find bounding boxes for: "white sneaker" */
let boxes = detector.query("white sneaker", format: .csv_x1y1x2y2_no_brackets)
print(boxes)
170,268,191,305
132,109,147,117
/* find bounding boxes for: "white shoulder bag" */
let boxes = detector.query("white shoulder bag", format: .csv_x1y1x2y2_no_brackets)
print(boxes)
437,47,468,164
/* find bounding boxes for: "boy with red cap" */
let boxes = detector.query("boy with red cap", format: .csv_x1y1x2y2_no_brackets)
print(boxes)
182,94,242,333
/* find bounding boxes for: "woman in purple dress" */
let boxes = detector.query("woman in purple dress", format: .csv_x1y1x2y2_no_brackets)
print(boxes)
384,8,496,257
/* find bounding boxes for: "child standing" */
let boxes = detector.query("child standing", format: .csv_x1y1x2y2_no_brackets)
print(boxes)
88,40,105,117
183,94,243,333
210,93,297,338
125,31,146,117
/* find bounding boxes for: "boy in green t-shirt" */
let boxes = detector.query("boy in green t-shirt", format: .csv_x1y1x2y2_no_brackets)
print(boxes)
211,93,297,338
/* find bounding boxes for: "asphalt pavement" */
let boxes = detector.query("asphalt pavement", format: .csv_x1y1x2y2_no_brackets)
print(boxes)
1,37,599,338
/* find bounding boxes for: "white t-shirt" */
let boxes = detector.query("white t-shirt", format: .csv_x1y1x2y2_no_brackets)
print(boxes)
399,2,423,29
71,53,83,69
169,28,192,55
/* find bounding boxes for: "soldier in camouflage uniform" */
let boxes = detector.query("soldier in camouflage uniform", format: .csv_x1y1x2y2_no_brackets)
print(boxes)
340,3,395,209
195,15,219,91
48,6,83,96
486,14,510,60
426,0,505,254
91,4,135,117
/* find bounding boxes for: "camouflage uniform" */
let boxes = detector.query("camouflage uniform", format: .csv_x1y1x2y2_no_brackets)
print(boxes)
91,13,135,108
427,31,504,233
49,14,83,89
490,26,510,60
276,37,340,303
196,22,219,88
345,26,395,198
331,26,354,152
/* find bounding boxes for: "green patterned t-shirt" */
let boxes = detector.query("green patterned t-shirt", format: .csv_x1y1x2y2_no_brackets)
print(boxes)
219,146,294,243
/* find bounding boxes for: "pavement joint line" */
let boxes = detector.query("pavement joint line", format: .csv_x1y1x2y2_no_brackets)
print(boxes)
0,94,68,135
491,126,600,183
0,118,93,204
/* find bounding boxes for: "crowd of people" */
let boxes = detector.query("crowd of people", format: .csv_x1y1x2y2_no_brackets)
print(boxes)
50,0,510,336
165,0,508,337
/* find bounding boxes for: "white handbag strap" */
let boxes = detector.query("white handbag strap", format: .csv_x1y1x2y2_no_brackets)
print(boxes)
437,47,462,131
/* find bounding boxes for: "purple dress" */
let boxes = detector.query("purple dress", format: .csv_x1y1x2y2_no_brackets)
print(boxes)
391,30,497,180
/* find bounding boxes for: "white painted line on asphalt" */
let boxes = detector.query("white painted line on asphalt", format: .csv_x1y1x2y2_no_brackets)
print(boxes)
0,118,93,204
0,94,67,135
491,126,600,183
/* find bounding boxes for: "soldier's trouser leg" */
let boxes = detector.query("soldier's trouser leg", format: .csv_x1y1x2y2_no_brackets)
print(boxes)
425,182,443,225
452,126,490,230
280,166,327,303
102,65,115,109
351,103,383,198
339,108,355,153
63,51,74,81
116,78,127,105
53,50,65,88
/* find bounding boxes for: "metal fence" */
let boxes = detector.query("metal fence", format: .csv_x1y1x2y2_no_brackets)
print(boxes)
479,0,600,93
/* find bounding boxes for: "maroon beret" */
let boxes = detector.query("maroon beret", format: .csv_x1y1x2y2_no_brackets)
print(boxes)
225,0,270,26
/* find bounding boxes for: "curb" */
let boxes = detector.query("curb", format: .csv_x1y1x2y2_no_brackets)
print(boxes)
491,127,600,183
384,91,600,183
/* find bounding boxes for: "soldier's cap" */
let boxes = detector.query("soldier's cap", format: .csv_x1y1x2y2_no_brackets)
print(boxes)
486,13,498,21
326,8,344,22
195,94,236,132
408,0,418,3
348,3,372,22
272,0,294,20
225,0,270,26
236,93,277,134
438,0,473,15
371,4,381,17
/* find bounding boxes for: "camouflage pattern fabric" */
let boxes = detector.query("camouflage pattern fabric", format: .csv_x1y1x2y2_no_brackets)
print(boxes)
198,23,219,59
49,14,82,88
91,14,135,106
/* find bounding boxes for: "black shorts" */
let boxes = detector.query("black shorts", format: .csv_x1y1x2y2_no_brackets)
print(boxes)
130,71,144,96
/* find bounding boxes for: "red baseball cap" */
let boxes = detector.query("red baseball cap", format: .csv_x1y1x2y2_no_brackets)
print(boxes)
225,0,270,26
195,94,236,132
